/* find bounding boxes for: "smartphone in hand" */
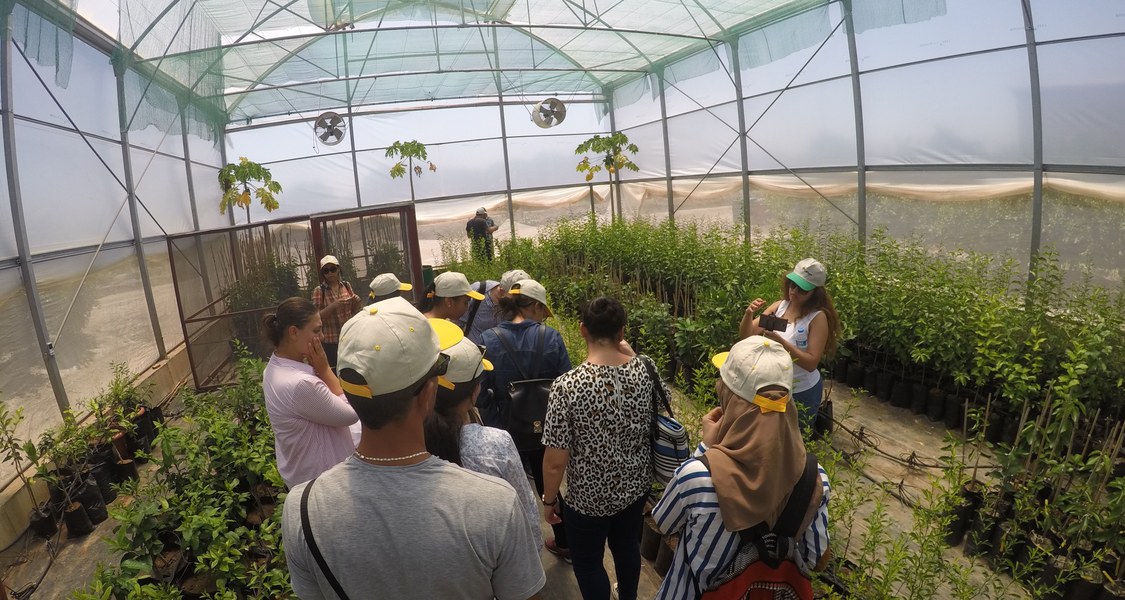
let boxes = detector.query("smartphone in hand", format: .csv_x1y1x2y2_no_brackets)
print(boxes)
758,313,788,332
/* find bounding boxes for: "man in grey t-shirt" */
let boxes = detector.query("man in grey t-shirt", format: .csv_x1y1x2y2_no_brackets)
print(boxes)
283,297,545,600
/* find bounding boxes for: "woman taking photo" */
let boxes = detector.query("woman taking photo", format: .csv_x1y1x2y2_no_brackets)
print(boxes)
311,255,362,370
422,336,542,549
540,297,658,600
480,279,571,558
261,297,358,488
417,271,485,321
738,258,841,430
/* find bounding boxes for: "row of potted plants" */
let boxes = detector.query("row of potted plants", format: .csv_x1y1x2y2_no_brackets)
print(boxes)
0,363,158,545
71,352,290,599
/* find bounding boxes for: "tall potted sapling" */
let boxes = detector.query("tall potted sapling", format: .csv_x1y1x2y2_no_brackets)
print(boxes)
0,402,56,539
575,132,639,221
218,157,283,224
386,140,436,204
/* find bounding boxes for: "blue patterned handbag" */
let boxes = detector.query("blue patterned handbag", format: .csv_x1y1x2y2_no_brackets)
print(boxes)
641,356,690,483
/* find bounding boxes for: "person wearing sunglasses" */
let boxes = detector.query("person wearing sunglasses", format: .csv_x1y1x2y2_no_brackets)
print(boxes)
312,255,362,370
738,258,842,431
284,297,546,600
423,337,543,550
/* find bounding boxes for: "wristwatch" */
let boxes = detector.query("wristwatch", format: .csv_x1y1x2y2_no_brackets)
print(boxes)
541,495,558,506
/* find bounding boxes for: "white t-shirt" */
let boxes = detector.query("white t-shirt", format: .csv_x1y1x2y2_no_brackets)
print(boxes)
262,354,358,488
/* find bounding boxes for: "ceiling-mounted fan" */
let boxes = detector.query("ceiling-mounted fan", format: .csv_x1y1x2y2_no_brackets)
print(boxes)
314,111,346,145
531,98,567,128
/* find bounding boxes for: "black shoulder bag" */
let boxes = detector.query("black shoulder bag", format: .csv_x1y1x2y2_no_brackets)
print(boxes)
462,281,488,334
494,324,554,451
300,478,352,600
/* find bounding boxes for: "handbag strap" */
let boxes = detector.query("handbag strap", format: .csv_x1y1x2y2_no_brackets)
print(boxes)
696,451,819,540
494,324,546,380
301,479,352,600
462,281,488,334
640,355,673,417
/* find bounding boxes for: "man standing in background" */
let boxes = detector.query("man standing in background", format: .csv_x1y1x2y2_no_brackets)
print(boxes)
466,207,499,261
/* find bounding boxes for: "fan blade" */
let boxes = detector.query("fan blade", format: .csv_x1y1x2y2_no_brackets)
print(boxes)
329,114,343,127
319,130,333,142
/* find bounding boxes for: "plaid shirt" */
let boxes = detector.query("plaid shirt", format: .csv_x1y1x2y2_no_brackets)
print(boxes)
312,281,358,343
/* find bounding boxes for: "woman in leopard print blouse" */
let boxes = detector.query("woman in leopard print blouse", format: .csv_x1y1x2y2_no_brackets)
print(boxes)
541,297,665,600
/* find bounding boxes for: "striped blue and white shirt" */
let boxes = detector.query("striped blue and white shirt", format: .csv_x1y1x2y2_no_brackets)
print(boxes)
652,445,831,600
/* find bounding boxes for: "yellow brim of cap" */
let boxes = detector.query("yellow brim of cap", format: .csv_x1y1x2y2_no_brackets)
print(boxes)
428,318,465,350
340,380,373,399
399,283,413,291
481,358,494,371
467,290,485,300
711,351,729,370
437,375,455,390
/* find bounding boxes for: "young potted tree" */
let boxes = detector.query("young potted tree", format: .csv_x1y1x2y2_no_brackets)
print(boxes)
218,156,283,224
0,403,56,539
575,132,639,222
386,140,436,204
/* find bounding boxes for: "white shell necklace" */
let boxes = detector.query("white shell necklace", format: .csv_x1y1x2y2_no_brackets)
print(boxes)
353,449,430,462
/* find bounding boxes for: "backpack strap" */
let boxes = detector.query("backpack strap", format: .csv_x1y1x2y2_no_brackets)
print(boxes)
301,479,352,600
493,328,530,380
529,323,546,379
696,452,819,541
462,281,488,334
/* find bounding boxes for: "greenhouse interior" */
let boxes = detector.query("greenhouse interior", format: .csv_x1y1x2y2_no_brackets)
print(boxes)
0,0,1123,598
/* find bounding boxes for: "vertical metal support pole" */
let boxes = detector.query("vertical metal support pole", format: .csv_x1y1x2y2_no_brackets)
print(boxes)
343,33,372,274
729,37,752,242
843,0,867,245
588,184,595,215
492,27,516,240
1022,0,1044,281
1,6,70,413
179,104,214,311
114,56,167,359
220,131,235,227
657,70,674,225
607,98,622,219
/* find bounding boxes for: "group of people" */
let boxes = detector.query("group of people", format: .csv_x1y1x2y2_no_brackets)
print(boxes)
259,254,841,599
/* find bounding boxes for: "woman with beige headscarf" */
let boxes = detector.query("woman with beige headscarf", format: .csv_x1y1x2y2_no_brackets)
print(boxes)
652,336,831,599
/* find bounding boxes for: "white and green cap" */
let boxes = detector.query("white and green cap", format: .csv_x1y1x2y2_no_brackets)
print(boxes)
786,258,827,292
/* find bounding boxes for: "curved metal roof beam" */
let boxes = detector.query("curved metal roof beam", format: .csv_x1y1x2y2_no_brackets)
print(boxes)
218,20,715,115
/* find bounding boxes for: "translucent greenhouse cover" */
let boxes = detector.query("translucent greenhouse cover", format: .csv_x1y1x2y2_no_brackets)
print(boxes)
113,0,827,124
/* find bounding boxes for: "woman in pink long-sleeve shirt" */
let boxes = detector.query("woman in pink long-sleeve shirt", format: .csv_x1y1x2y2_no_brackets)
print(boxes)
261,297,359,488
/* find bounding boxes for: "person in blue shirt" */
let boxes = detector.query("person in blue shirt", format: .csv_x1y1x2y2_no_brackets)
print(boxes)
480,279,572,560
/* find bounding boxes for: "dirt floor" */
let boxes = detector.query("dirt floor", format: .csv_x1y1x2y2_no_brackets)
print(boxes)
0,380,1026,599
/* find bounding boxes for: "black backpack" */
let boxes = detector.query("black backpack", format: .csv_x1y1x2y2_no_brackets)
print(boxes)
494,325,554,451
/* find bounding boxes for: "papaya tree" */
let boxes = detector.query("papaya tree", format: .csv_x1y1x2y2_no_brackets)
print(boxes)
218,157,283,224
575,132,639,221
386,140,437,204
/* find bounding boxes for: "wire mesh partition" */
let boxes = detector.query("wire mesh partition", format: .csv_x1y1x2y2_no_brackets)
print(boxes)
167,216,309,390
309,203,423,304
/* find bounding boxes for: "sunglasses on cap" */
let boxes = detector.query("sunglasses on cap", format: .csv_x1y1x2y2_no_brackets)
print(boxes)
322,265,339,273
410,352,451,396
